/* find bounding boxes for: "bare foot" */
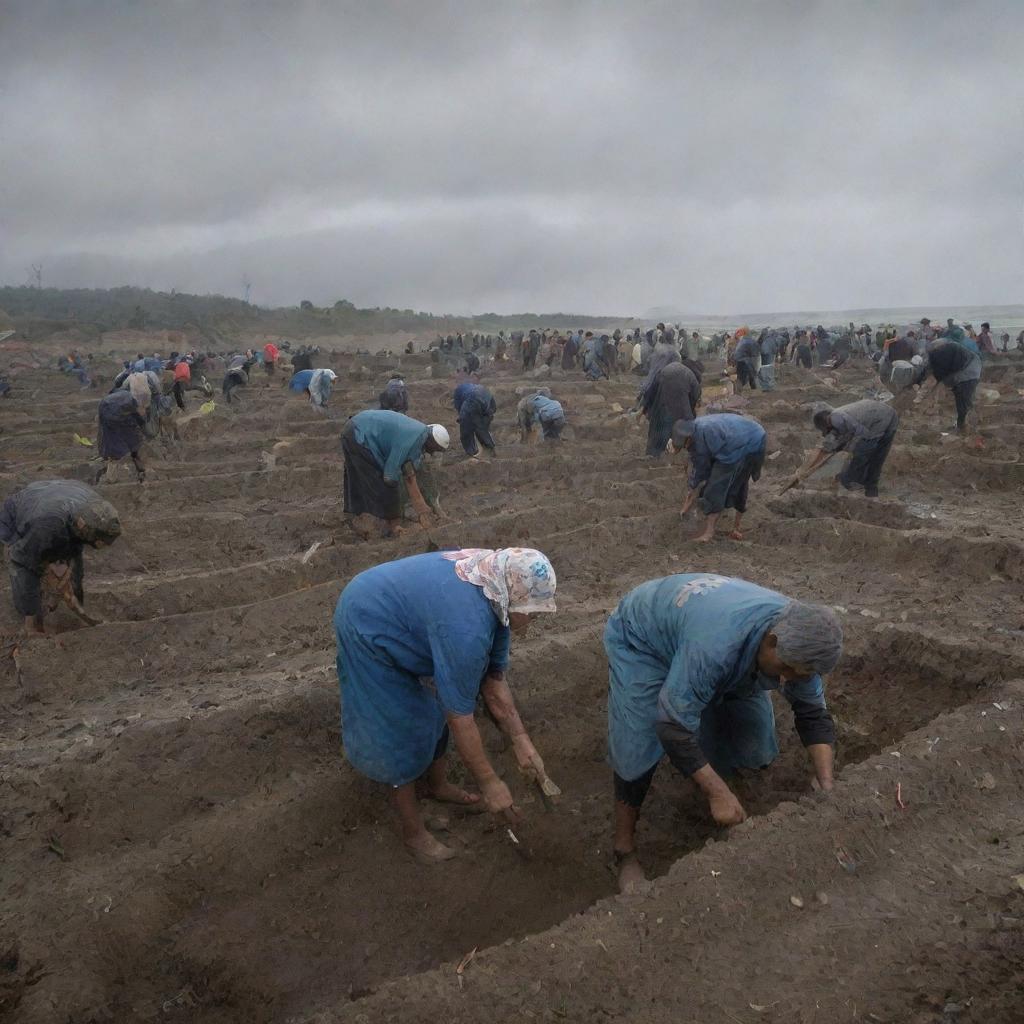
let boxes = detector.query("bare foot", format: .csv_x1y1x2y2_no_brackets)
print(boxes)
616,852,648,894
693,533,714,544
405,831,457,864
727,530,744,541
420,781,485,812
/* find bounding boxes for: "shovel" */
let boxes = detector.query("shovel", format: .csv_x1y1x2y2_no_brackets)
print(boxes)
779,451,837,494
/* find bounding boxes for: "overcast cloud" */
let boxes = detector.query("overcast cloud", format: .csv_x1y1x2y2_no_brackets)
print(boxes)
1,0,1021,315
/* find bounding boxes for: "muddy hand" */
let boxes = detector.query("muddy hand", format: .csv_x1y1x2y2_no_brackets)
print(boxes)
480,777,517,818
708,789,746,827
502,804,524,826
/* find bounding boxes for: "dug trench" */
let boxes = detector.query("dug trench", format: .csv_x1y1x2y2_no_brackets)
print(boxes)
2,354,1023,1023
4,622,1022,1023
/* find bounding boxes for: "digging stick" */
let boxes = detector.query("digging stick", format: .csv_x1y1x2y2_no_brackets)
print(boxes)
780,451,837,494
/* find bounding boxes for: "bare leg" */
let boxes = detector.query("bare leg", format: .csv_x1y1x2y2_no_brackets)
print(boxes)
131,451,146,482
728,511,744,541
392,782,455,863
694,512,720,543
613,800,646,892
418,754,482,808
24,614,45,635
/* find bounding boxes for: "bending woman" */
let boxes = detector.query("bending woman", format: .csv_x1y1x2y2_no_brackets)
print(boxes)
334,547,557,862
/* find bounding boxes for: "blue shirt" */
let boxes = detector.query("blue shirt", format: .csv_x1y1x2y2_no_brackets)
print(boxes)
289,369,315,392
530,395,564,423
334,552,512,784
606,573,826,779
734,337,760,361
350,409,430,483
688,414,767,487
452,381,476,412
760,332,783,359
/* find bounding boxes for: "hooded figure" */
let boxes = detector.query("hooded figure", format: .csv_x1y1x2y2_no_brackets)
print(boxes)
97,390,148,482
0,480,120,632
308,368,337,412
641,361,701,457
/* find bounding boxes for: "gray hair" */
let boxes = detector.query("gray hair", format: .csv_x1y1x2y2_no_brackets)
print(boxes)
772,601,843,675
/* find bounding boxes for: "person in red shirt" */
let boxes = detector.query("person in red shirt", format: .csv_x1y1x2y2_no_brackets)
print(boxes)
263,341,279,376
172,359,191,409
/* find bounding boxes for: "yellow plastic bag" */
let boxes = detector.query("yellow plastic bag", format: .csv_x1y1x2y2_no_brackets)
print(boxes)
73,433,94,447
199,401,216,415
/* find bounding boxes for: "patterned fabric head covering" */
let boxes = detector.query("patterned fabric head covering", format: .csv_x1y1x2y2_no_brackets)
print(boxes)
443,547,557,626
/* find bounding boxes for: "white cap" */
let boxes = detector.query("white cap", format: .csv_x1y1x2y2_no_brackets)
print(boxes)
429,423,450,449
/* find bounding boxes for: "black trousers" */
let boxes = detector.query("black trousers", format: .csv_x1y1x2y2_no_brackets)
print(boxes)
645,404,679,456
952,379,979,431
840,423,897,492
540,416,565,440
341,423,400,519
699,449,763,514
458,399,496,455
172,381,186,410
736,359,758,389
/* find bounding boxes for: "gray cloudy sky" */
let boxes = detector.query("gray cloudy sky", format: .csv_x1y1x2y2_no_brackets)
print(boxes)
1,1,1021,315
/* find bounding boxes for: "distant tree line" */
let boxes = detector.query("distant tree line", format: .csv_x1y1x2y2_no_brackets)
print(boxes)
0,285,634,338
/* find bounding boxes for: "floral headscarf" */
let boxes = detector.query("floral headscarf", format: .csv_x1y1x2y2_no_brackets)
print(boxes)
443,547,557,626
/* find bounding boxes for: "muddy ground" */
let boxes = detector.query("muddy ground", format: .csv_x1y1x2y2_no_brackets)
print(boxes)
1,350,1022,1024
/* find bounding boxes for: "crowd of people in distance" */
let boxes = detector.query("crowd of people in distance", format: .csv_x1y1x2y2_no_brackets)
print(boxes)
2,308,1018,895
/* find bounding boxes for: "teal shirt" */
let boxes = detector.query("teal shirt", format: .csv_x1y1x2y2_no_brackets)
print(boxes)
350,410,430,483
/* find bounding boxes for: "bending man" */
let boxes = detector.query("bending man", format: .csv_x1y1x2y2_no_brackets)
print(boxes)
516,390,567,442
454,380,498,458
606,573,842,891
785,400,899,498
341,409,449,535
670,413,767,543
0,480,121,633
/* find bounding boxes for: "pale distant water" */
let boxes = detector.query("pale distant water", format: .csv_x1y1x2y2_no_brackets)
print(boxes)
653,305,1024,341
